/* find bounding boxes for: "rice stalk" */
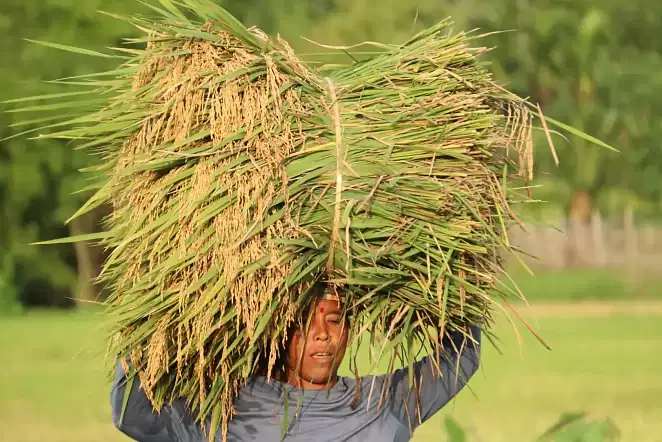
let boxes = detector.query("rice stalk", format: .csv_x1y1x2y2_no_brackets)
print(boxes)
8,1,612,439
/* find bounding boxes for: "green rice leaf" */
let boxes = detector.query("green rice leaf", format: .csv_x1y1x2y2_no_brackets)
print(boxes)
23,39,122,58
13,3,613,435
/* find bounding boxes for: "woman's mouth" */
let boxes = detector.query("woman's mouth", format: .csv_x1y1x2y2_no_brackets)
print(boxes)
312,351,334,360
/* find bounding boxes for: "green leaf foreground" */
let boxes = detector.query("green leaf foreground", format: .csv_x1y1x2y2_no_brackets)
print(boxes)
9,0,615,439
444,413,620,442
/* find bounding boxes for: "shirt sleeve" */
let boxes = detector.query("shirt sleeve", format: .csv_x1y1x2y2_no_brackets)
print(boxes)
110,360,204,442
388,325,481,431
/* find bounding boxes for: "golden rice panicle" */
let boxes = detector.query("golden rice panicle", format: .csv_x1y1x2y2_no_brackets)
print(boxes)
11,1,587,439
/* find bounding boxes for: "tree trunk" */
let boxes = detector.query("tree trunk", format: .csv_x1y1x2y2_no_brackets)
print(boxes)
591,210,606,266
69,205,110,304
624,204,637,295
564,190,593,268
643,224,656,252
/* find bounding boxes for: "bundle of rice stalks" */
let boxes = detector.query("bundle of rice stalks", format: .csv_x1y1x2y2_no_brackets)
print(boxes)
9,0,607,438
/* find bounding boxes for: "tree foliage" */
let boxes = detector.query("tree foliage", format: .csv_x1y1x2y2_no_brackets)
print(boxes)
1,0,660,309
467,0,662,217
0,0,146,307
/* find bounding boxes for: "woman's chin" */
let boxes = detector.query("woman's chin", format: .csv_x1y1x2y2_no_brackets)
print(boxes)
302,371,336,387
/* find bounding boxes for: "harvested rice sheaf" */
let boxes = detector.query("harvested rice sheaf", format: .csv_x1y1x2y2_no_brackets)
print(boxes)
15,1,574,439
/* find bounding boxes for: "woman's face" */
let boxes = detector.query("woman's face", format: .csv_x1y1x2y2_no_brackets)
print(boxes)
285,299,349,389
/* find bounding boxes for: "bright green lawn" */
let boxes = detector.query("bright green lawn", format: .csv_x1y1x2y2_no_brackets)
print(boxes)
505,268,662,302
1,305,660,442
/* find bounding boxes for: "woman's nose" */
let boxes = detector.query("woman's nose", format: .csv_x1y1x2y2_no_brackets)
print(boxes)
312,322,330,341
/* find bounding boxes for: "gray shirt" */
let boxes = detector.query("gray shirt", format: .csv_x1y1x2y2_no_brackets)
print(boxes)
111,326,480,442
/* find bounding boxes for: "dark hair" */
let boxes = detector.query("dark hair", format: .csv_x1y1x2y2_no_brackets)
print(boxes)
251,282,351,378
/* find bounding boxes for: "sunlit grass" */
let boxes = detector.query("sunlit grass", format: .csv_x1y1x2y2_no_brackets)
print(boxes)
1,297,660,442
411,308,662,442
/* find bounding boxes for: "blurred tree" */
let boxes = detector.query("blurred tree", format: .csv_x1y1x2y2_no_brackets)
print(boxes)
2,0,661,308
467,0,662,263
0,0,146,307
274,0,474,56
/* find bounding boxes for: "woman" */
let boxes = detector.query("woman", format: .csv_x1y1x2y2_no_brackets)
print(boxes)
111,286,481,442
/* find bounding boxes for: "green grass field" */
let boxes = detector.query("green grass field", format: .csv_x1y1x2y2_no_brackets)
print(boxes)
504,268,662,302
1,301,660,442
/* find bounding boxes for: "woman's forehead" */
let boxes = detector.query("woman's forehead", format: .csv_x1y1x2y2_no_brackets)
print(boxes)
314,299,342,314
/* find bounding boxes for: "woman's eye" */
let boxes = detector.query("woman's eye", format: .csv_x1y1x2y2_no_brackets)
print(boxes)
327,316,341,324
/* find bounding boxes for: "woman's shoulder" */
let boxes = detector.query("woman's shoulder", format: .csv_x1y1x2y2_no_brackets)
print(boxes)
346,373,392,397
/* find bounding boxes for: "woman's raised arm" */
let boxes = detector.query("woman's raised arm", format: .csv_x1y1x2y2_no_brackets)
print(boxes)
388,325,481,432
111,360,204,442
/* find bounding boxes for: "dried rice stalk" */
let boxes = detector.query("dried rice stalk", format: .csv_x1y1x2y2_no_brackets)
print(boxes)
12,1,605,439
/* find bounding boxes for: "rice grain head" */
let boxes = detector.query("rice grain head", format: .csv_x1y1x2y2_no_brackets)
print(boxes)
10,3,584,439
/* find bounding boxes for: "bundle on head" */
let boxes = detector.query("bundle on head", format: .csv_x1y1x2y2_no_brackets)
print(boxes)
19,0,550,438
